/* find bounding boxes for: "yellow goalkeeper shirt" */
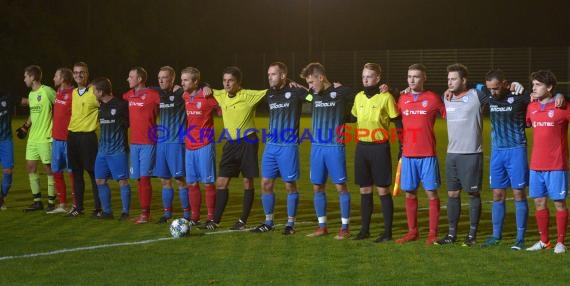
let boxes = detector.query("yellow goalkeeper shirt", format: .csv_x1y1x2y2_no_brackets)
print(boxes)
213,88,267,140
351,91,399,142
68,86,99,132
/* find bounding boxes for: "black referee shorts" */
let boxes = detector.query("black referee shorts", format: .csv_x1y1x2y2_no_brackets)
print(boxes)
354,141,392,187
218,133,259,178
67,131,98,172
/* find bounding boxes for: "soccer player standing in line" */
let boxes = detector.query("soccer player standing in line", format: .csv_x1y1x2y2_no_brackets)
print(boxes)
47,68,75,214
22,65,56,212
154,66,189,224
250,62,308,235
351,63,401,242
123,67,160,223
525,70,569,254
203,66,267,231
66,62,101,217
0,88,15,210
435,64,486,246
181,67,219,226
479,69,531,250
396,64,445,245
93,77,131,220
301,62,355,239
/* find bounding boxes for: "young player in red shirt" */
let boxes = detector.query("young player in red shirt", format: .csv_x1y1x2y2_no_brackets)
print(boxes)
181,67,219,225
525,70,569,254
396,64,446,245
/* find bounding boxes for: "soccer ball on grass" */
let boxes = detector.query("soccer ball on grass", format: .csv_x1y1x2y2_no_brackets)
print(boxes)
170,218,190,238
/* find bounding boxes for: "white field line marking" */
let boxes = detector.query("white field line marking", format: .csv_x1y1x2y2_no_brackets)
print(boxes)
0,237,173,261
0,221,317,261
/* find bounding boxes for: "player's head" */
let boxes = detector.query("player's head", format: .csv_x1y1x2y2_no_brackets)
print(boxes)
24,65,42,87
180,67,201,92
300,62,327,93
407,63,427,92
447,63,468,93
53,68,73,89
362,63,381,88
530,70,557,100
485,69,509,99
158,66,176,91
127,66,147,89
267,62,288,89
73,62,89,87
91,77,113,101
222,66,242,95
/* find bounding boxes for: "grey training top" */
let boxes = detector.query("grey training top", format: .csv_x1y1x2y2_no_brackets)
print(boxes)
444,88,486,154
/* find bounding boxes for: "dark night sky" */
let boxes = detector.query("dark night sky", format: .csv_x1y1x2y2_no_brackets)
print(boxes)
1,0,568,95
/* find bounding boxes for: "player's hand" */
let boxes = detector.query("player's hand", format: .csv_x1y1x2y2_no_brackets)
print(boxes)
201,86,212,97
380,84,389,93
400,87,411,94
333,82,343,88
509,82,524,95
288,81,303,89
555,93,566,108
444,89,454,101
20,97,29,106
173,85,182,92
16,123,30,139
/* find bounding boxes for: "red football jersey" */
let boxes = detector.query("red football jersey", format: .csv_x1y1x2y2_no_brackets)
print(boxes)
53,87,74,140
398,91,446,157
183,90,219,150
123,88,160,144
526,100,570,170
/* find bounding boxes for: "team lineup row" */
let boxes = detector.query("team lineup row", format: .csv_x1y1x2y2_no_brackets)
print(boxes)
0,61,568,254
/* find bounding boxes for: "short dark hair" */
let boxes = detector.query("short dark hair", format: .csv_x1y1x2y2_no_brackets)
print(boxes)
130,66,148,83
269,62,288,75
57,68,74,84
223,66,242,84
24,65,42,81
91,77,113,95
447,63,468,79
408,63,427,74
485,69,506,82
530,70,557,90
300,62,326,79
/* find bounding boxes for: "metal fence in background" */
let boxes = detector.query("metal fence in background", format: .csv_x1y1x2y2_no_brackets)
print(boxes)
228,46,569,99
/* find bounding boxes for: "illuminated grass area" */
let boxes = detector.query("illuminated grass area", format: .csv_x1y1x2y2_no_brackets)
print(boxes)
1,116,569,285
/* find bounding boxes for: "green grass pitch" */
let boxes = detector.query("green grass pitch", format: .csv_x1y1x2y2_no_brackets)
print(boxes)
1,116,569,285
